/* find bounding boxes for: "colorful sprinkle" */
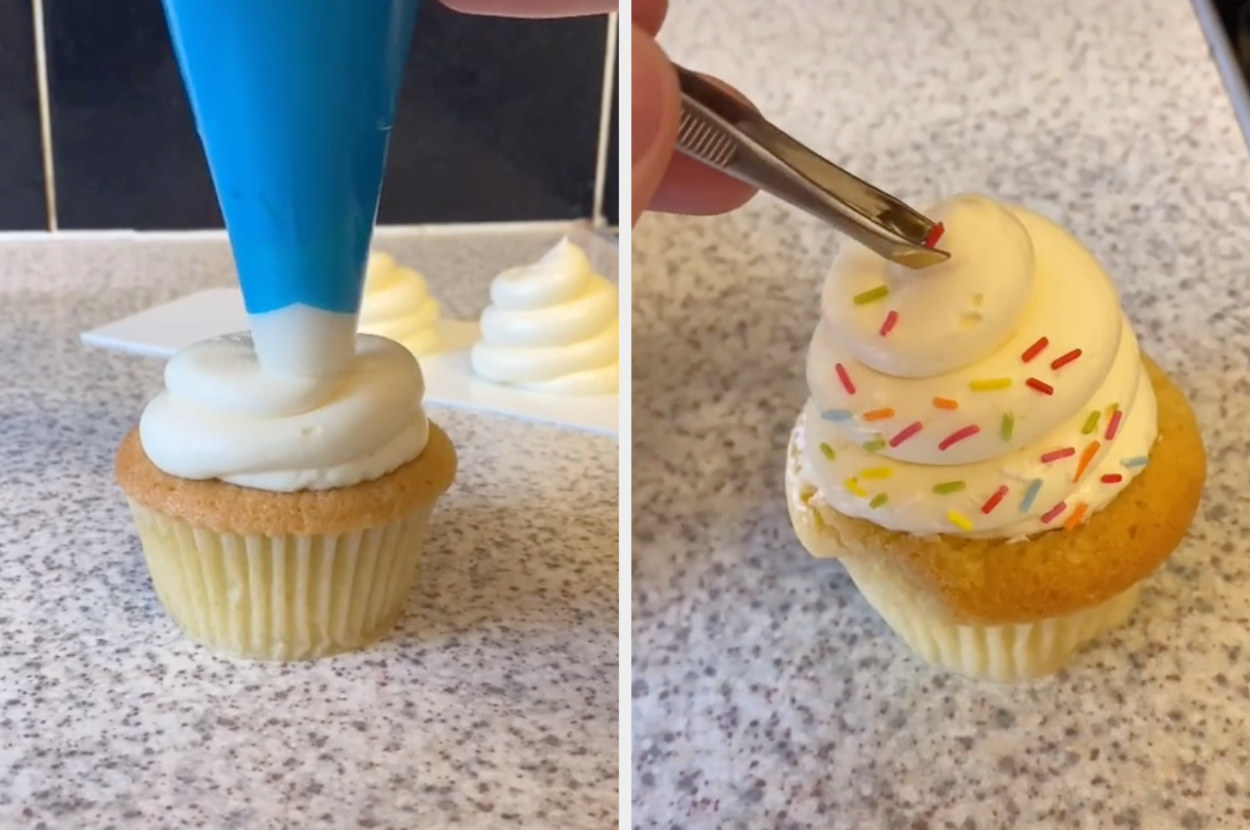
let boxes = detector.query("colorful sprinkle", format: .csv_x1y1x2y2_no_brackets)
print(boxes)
1106,402,1120,417
1064,502,1089,531
1021,337,1049,363
1020,479,1043,513
821,409,853,422
1122,456,1149,468
869,493,889,509
1075,441,1101,481
1026,377,1054,396
1050,349,1082,371
946,510,973,531
932,397,958,410
845,478,867,498
1040,447,1076,464
981,485,1009,515
938,424,981,451
880,310,899,337
835,363,856,395
1000,412,1015,441
1081,410,1101,435
889,422,923,447
923,222,945,249
859,467,892,479
1105,408,1123,441
862,438,886,452
819,442,836,460
853,285,890,305
969,378,1012,392
862,408,895,422
1101,473,1123,484
1041,501,1068,524
933,480,967,494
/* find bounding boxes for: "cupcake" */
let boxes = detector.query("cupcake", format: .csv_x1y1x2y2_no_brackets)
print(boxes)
358,251,443,355
470,237,619,395
116,332,456,660
785,194,1204,681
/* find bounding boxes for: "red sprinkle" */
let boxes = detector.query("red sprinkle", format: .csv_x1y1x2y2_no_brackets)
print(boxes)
923,222,945,249
1041,502,1068,524
1026,377,1054,396
1021,337,1049,363
1105,409,1123,441
1050,348,1082,370
835,363,856,395
879,310,899,337
889,421,923,447
981,485,1008,515
1040,447,1076,463
938,424,980,451
1101,473,1123,484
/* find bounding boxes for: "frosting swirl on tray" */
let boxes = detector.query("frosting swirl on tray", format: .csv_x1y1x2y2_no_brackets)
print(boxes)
357,252,443,355
470,237,618,395
140,333,429,492
801,194,1157,539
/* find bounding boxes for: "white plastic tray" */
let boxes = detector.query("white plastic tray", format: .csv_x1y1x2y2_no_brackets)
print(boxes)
81,287,618,437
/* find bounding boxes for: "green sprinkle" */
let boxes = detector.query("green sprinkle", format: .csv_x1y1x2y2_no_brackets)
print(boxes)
1122,456,1149,468
869,493,889,509
862,438,886,452
819,442,836,460
933,480,967,494
1000,412,1014,441
853,285,890,305
1081,410,1100,435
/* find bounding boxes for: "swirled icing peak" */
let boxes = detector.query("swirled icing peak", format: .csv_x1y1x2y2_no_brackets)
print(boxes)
470,237,618,395
139,333,429,492
357,251,442,355
801,194,1157,539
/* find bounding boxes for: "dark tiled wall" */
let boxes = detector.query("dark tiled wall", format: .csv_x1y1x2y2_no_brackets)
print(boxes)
604,59,619,228
4,1,614,231
0,1,47,230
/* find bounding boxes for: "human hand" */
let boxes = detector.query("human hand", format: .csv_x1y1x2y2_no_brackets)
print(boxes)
632,0,757,225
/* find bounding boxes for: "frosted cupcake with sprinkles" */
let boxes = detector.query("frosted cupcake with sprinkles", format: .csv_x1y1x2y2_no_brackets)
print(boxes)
785,194,1205,681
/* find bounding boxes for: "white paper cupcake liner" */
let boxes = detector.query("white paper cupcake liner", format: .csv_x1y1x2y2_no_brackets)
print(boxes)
840,556,1142,682
127,500,435,660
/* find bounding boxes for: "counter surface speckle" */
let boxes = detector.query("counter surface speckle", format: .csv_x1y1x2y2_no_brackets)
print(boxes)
0,229,617,829
632,1,1250,827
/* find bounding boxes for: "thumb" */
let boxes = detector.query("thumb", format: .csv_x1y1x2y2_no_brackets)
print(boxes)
631,25,679,227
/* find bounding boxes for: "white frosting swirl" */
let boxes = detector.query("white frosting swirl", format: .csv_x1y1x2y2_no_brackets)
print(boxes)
470,237,618,395
800,195,1157,539
139,332,429,491
357,252,442,355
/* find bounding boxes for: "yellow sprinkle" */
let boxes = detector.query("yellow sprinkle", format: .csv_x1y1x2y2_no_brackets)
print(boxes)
946,510,973,531
845,478,867,498
853,285,890,305
859,467,892,479
969,378,1012,392
819,442,836,460
1081,410,1100,435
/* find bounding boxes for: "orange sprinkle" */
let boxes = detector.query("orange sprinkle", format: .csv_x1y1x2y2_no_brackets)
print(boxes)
1064,503,1089,531
1075,441,1101,481
862,408,895,422
932,397,958,410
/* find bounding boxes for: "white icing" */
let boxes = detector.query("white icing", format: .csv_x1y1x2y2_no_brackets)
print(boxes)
249,304,358,378
358,251,442,355
471,237,618,395
800,195,1157,539
139,333,429,492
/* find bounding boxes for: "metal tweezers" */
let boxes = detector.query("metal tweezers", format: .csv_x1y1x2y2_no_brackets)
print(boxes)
673,65,949,270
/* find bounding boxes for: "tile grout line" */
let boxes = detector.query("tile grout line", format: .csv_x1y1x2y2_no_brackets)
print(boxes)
30,0,58,232
590,13,618,228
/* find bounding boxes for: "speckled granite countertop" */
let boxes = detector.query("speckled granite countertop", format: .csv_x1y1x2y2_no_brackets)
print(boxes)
0,228,616,828
633,1,1250,827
